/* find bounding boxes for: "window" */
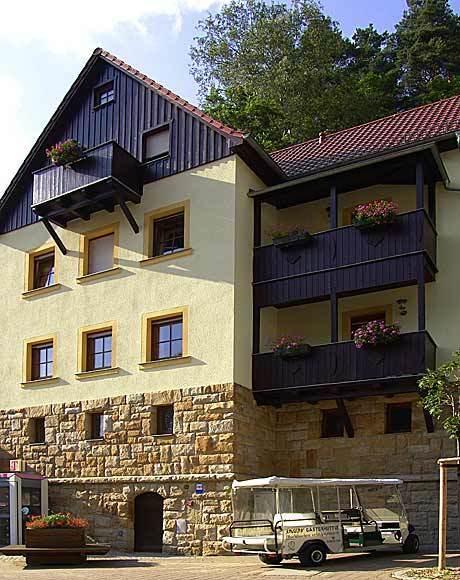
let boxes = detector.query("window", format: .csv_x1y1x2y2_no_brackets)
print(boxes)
33,252,55,289
321,408,344,438
87,412,105,440
386,403,412,433
342,305,392,340
142,201,190,263
153,405,174,435
80,224,118,278
153,213,184,257
31,342,53,380
78,322,117,375
88,233,114,274
86,331,112,371
143,126,170,161
29,418,46,444
141,307,188,367
151,317,183,360
94,81,114,108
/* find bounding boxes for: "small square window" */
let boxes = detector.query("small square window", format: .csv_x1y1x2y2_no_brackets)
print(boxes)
151,317,183,361
33,252,55,289
86,331,112,371
321,408,344,438
386,403,412,433
29,418,46,444
153,213,184,257
94,81,114,108
153,405,174,435
88,233,114,274
143,127,170,161
87,412,105,440
31,342,53,381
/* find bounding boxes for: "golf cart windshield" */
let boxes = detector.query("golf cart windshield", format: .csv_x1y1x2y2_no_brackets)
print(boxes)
357,485,408,525
233,487,276,522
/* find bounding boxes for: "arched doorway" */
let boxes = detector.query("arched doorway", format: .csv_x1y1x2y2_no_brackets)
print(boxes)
134,492,164,552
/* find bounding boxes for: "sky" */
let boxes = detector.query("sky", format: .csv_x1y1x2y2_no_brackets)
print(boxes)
1,0,460,194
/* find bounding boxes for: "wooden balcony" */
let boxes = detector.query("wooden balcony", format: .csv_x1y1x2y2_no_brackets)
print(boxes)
32,141,141,227
254,210,437,308
252,331,436,405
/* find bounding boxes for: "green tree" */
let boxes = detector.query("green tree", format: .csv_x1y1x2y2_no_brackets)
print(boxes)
190,0,395,150
393,0,460,107
419,351,460,455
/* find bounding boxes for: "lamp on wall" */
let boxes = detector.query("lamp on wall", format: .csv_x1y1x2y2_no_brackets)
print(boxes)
396,298,408,316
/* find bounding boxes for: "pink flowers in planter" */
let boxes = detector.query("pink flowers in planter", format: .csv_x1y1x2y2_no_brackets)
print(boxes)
353,320,401,349
267,225,310,241
352,199,399,228
271,335,311,358
46,139,83,166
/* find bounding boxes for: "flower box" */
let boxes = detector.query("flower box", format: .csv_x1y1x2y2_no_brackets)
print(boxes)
273,232,312,249
353,320,401,349
25,527,85,548
275,344,312,359
352,199,398,230
46,139,84,167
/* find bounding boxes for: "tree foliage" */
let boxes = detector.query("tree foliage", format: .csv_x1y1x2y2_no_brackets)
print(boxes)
190,0,460,150
418,351,460,454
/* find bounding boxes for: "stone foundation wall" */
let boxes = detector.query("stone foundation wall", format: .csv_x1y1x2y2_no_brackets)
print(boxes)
271,393,458,547
0,384,457,552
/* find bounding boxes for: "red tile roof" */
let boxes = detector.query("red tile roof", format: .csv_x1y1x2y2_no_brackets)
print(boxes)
271,95,460,178
96,48,244,140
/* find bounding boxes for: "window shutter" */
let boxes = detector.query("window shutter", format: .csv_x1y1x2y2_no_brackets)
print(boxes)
88,233,114,274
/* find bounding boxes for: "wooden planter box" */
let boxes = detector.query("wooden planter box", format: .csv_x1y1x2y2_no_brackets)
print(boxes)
274,344,312,359
273,232,312,249
26,528,85,548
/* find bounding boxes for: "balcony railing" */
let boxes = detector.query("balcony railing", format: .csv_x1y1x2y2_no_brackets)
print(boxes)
254,210,437,307
253,331,436,404
32,141,141,226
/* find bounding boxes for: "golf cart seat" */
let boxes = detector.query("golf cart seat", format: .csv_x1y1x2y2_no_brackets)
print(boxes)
274,512,318,526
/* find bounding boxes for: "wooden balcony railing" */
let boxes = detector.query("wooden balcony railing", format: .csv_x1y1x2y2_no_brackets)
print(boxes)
253,331,436,404
254,210,437,307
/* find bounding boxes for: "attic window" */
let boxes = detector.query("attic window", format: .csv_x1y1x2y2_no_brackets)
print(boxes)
143,126,170,161
94,81,114,108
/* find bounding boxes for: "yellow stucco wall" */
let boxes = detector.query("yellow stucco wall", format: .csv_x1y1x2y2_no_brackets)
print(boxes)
0,156,255,408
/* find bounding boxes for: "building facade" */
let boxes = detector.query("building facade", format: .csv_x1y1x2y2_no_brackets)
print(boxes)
0,48,460,553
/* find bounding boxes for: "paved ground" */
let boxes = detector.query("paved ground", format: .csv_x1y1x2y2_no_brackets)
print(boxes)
0,551,458,579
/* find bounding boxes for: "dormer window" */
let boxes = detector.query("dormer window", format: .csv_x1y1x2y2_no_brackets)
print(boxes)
143,126,170,161
93,81,114,108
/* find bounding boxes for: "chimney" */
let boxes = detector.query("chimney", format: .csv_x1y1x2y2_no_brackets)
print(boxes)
319,130,330,145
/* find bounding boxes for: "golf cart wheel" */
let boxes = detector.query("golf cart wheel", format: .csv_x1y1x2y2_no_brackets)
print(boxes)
298,544,327,567
258,554,283,565
402,533,420,554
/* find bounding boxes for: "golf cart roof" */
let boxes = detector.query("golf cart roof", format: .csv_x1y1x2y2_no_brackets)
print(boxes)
232,477,403,489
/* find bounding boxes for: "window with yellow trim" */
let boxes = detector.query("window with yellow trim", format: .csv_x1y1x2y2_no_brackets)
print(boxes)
80,224,119,276
23,336,56,383
141,307,188,364
25,246,56,292
143,201,190,261
78,322,117,373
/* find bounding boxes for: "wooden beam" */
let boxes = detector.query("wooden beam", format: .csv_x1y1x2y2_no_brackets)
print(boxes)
330,291,338,343
330,185,338,229
428,181,436,225
438,462,448,570
336,399,354,438
117,197,139,234
40,219,67,255
423,408,435,433
254,198,261,247
416,156,425,210
253,306,260,355
417,257,426,331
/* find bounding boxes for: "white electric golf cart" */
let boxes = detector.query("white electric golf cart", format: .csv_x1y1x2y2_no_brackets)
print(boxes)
222,477,419,567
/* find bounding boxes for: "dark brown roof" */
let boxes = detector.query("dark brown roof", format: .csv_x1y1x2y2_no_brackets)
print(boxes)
271,95,460,178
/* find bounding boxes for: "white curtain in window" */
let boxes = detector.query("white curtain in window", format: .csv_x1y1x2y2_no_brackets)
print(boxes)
88,233,114,274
